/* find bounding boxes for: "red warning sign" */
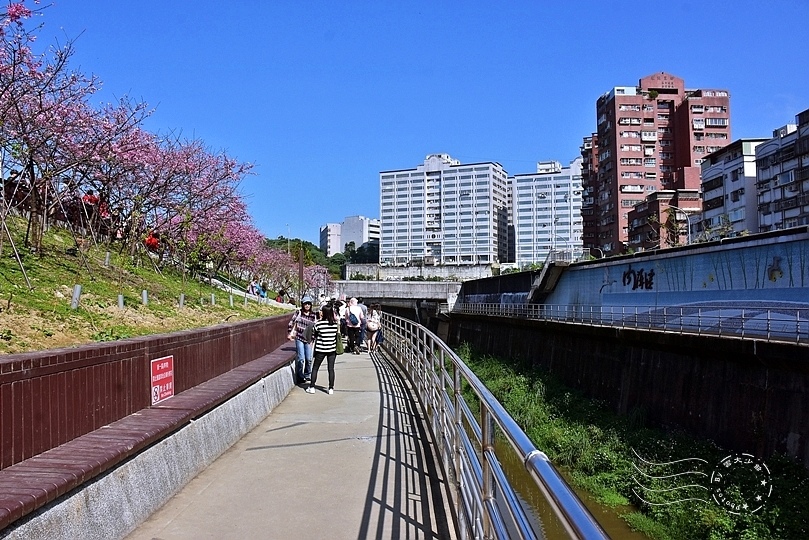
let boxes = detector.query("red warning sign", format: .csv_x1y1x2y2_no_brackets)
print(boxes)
151,355,175,405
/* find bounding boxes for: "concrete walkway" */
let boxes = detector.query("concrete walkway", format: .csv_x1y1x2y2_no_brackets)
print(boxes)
126,348,458,540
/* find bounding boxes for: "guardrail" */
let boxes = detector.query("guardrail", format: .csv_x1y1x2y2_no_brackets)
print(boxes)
454,302,809,345
381,314,607,540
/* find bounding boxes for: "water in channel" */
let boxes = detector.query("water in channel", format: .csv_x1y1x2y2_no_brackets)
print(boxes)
494,438,649,539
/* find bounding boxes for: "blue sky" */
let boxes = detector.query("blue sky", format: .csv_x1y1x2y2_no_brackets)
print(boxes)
38,0,809,244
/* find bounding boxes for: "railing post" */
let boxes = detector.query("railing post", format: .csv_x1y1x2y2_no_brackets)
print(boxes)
741,308,745,339
481,406,495,539
453,361,467,538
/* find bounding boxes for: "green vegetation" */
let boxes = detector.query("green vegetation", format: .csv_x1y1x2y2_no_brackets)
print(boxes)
0,216,288,354
455,343,809,540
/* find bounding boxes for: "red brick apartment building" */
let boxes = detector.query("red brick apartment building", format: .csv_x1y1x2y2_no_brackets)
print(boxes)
581,72,731,255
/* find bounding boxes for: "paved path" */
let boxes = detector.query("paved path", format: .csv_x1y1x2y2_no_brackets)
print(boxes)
126,349,457,540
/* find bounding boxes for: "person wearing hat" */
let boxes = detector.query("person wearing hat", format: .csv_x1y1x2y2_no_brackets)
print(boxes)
288,295,317,383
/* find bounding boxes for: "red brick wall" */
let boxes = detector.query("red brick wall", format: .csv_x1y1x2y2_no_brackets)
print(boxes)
0,315,289,470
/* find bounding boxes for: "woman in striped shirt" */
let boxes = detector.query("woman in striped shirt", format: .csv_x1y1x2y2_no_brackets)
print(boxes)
306,304,340,395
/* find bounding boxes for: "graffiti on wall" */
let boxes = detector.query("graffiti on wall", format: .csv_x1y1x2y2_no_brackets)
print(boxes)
622,265,655,291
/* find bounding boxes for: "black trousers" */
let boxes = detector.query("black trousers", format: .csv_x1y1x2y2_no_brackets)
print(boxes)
311,352,336,389
346,326,361,351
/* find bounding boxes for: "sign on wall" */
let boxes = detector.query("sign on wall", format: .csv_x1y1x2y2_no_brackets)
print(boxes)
150,355,175,405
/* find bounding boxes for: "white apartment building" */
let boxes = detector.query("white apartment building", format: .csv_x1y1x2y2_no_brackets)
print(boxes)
379,154,509,266
699,139,766,240
342,215,380,251
755,108,809,232
319,223,342,257
511,158,584,266
319,217,380,257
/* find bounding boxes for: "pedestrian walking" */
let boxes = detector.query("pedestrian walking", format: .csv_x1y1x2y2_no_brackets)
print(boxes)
357,297,368,351
345,297,364,354
365,303,382,352
288,295,316,383
306,304,340,394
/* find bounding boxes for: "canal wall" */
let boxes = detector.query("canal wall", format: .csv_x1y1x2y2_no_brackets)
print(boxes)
448,313,809,468
460,227,809,316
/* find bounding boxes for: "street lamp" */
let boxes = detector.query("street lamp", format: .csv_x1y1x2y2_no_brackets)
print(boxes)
664,204,696,245
553,233,570,251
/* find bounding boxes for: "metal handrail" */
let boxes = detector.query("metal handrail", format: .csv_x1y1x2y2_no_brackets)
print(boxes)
380,314,608,540
453,303,809,345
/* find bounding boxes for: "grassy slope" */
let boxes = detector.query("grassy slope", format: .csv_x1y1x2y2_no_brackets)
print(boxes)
0,216,287,355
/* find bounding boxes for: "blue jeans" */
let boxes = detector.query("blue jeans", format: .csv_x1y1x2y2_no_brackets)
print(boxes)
295,339,313,380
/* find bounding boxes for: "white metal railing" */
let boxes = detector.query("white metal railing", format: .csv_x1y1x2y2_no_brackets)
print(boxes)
380,314,608,540
453,303,809,345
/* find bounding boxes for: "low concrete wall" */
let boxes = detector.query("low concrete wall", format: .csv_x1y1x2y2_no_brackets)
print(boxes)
346,263,492,281
2,367,294,540
333,280,462,309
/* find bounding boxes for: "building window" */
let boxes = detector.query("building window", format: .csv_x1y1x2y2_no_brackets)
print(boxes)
705,117,729,127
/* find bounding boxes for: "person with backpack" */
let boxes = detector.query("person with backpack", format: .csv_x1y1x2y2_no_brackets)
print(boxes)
288,296,317,382
345,297,364,354
357,297,369,351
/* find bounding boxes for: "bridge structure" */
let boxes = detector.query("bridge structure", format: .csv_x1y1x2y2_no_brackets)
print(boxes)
0,310,607,540
332,280,461,333
5,250,805,539
333,279,461,309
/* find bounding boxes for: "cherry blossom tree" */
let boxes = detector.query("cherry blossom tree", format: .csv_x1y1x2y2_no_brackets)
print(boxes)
0,2,321,294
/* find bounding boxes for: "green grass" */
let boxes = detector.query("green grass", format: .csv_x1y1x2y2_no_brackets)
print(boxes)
454,343,809,540
0,215,287,354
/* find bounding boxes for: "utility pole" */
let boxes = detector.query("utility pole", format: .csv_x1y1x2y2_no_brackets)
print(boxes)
298,241,304,304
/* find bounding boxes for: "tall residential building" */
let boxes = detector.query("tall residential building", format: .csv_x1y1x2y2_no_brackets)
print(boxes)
579,134,598,250
755,108,809,232
379,154,509,266
341,215,381,251
511,158,583,266
319,223,342,257
699,139,766,240
582,72,732,255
